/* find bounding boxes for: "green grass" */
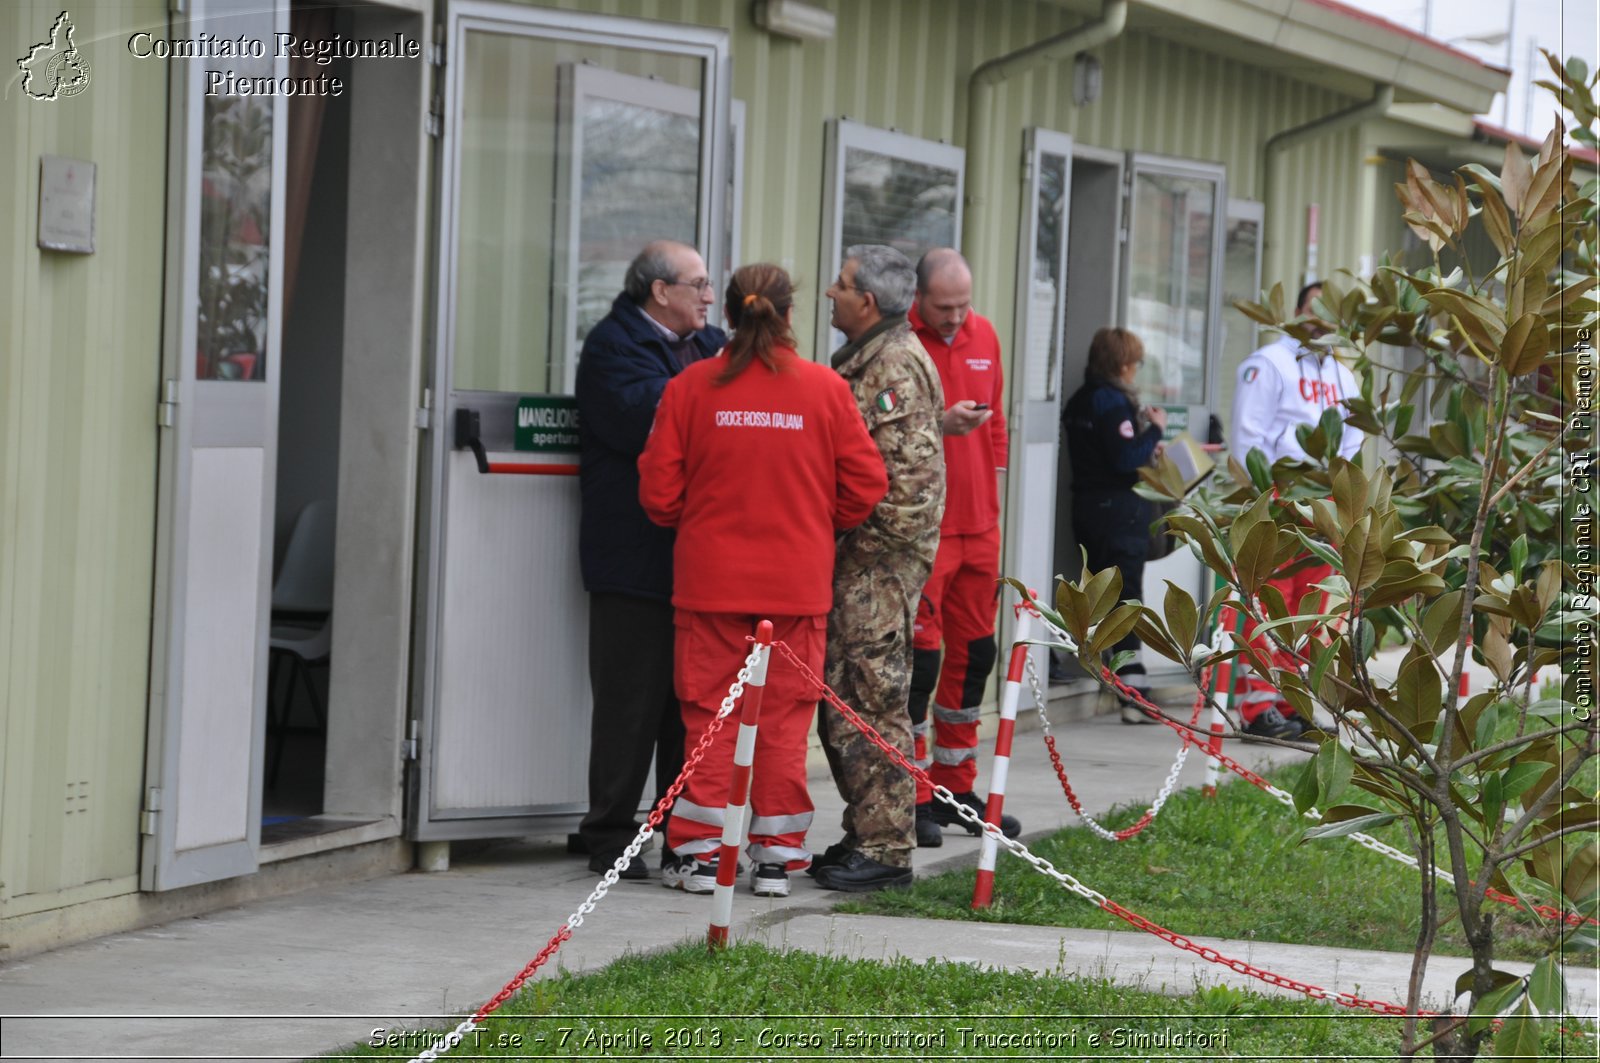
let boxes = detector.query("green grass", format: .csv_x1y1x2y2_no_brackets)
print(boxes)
317,941,1446,1060
844,765,1588,964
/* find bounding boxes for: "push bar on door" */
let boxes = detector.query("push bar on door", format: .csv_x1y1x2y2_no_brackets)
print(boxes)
455,407,579,476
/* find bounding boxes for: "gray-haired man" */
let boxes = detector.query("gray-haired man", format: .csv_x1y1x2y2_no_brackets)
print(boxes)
811,245,947,892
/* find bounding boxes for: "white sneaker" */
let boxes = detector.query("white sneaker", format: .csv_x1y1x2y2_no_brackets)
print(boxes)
750,862,790,897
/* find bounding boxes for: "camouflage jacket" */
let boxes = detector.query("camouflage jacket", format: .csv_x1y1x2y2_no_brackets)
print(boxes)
831,316,946,571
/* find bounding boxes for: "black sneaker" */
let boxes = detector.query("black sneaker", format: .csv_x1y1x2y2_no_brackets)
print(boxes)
932,790,1021,839
661,852,716,892
1242,706,1309,740
750,862,790,897
914,802,943,848
588,849,646,880
805,840,852,878
812,849,912,893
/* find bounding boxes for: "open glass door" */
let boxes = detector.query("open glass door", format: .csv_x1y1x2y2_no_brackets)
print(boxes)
143,0,287,890
1121,153,1225,680
1001,128,1071,671
411,3,728,840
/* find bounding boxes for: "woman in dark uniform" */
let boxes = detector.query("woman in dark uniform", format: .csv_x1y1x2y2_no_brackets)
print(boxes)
1062,327,1166,722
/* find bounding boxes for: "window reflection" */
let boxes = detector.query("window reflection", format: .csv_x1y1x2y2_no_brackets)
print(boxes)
842,147,958,262
1127,171,1217,405
196,37,273,382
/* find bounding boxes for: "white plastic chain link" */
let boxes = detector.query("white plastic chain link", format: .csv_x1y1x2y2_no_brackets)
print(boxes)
405,647,763,1063
1025,630,1190,842
933,784,1110,907
566,646,761,934
1027,609,1437,879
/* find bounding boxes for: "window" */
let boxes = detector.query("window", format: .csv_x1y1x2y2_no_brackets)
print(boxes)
1123,157,1225,406
1214,199,1264,433
818,120,964,353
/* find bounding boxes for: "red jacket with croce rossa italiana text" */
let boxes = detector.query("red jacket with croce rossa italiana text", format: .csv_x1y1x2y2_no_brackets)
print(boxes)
638,347,887,616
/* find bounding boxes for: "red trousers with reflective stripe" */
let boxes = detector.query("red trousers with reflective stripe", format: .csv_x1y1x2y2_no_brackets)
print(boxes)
911,525,1000,799
664,611,824,870
1236,560,1332,722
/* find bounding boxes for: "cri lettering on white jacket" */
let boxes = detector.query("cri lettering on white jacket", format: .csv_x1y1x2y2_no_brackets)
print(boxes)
1230,335,1363,465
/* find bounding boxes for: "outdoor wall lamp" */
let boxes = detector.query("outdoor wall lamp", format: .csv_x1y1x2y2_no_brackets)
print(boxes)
752,0,836,42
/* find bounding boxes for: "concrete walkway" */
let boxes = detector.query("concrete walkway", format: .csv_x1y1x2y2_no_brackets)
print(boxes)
0,702,1592,1062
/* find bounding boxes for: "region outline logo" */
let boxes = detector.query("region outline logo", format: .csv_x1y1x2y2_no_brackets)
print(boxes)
18,11,92,101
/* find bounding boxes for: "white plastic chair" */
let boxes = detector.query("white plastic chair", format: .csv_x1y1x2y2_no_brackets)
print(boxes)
267,499,335,786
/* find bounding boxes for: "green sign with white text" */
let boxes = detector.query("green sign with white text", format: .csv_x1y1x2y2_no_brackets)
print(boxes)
514,396,581,452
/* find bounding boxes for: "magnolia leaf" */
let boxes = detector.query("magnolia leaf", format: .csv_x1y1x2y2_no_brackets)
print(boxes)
1469,975,1526,1036
1292,760,1319,813
1394,651,1442,730
1236,520,1280,595
1501,312,1552,377
1502,141,1532,215
1082,565,1124,627
1492,1000,1541,1060
1469,170,1516,257
1313,740,1354,804
1527,956,1565,1016
1245,447,1272,491
1301,811,1399,841
1089,604,1143,660
1163,581,1198,657
1564,840,1600,904
1422,590,1466,659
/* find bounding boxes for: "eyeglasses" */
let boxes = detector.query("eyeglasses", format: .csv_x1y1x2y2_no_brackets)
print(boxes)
829,276,860,294
666,277,713,293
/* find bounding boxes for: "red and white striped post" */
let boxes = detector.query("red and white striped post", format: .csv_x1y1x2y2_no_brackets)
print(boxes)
1460,635,1473,699
971,608,1033,909
707,620,772,951
1201,614,1238,798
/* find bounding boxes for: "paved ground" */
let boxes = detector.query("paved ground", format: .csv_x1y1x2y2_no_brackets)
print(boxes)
0,688,1592,1062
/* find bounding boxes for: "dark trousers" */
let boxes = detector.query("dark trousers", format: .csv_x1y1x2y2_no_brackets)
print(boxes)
1072,490,1149,687
579,592,684,854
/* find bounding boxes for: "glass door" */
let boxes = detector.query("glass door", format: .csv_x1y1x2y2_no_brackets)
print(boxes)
144,0,287,890
411,2,728,839
1002,128,1072,670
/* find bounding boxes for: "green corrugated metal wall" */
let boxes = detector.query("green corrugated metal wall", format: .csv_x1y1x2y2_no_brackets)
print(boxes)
532,0,1368,358
0,0,1399,917
0,0,167,915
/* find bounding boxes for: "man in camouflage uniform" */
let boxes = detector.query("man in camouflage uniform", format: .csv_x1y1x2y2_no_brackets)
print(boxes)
811,245,946,892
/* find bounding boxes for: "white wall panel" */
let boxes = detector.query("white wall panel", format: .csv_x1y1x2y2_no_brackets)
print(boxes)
174,447,263,851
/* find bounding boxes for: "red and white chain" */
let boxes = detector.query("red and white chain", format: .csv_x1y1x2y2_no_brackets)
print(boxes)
405,646,763,1063
1029,606,1597,930
1024,650,1191,841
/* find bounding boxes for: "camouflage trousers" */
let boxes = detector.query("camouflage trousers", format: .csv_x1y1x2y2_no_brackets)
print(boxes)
820,555,930,868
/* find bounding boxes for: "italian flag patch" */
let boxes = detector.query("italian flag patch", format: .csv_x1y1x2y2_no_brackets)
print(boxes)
875,389,899,413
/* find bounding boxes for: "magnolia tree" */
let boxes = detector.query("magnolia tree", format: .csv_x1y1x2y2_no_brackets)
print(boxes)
1036,56,1598,1060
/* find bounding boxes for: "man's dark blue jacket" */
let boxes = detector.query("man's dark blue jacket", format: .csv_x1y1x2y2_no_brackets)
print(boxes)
575,293,726,602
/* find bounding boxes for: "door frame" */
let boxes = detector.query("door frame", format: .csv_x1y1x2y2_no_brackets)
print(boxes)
409,1,730,839
143,0,289,891
1000,127,1073,671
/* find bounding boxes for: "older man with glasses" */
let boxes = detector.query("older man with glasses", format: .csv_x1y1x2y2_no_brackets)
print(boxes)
810,244,947,892
575,240,726,884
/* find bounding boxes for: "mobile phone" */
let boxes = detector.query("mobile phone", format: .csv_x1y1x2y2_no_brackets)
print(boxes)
971,403,989,410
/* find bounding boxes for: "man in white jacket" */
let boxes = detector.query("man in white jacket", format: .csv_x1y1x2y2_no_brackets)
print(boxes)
1228,282,1362,738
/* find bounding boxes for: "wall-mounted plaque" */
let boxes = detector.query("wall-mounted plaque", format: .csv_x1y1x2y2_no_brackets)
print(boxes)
38,155,96,253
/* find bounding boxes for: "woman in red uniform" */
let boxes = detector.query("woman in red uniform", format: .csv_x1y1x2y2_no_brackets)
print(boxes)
638,263,887,897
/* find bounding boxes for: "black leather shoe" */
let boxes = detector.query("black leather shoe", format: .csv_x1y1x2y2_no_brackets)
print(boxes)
1243,706,1309,740
804,840,852,878
914,802,943,848
932,791,1021,839
588,849,646,880
812,849,913,892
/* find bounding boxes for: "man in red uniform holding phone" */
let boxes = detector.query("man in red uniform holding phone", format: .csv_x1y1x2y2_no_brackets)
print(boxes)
907,249,1020,845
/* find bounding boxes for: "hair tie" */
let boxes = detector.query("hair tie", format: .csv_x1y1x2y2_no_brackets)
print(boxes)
743,293,759,307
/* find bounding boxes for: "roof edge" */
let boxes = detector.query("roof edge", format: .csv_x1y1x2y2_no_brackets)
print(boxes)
1129,0,1508,111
